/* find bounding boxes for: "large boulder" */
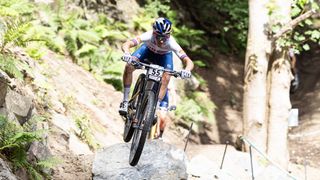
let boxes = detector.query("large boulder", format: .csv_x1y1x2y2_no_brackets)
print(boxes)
92,140,188,180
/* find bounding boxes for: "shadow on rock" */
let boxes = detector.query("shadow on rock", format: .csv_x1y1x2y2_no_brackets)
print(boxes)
92,140,188,180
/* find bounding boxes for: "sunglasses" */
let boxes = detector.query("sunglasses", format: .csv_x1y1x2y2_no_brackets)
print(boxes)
153,32,170,41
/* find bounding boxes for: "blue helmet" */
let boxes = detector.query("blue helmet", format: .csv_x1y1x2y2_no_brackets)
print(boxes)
153,17,172,35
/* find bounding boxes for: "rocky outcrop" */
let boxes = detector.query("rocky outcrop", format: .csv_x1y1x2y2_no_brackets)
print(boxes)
0,63,34,126
0,158,17,180
5,89,33,125
92,140,188,180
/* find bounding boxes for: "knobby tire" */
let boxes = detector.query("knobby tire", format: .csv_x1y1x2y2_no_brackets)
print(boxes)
129,90,156,166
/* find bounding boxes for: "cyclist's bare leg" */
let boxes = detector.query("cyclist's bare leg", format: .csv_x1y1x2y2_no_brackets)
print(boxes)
158,72,171,101
123,64,135,87
158,110,168,137
119,64,136,115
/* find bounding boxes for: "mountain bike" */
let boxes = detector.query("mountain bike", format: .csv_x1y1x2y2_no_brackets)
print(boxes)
121,60,181,166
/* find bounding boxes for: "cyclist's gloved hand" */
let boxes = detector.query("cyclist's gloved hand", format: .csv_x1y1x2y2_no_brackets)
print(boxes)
121,53,132,64
180,70,191,79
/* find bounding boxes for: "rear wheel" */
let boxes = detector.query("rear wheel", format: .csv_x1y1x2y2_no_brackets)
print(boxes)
123,116,134,142
129,91,156,166
123,74,145,142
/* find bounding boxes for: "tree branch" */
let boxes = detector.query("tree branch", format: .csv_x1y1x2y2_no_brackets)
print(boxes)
272,9,317,40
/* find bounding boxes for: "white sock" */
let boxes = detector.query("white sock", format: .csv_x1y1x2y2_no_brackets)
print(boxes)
123,86,130,102
156,100,161,108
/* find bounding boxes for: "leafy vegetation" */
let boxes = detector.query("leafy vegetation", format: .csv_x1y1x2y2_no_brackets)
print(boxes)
0,115,46,179
268,0,320,52
0,0,35,50
175,98,204,122
0,54,24,79
289,0,320,52
175,90,216,123
173,0,248,54
74,114,100,150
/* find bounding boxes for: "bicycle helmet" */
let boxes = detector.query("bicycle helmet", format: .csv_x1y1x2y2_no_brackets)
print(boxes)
152,17,172,35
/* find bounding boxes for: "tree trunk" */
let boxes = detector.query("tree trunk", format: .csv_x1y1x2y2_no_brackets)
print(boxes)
243,0,271,152
267,0,292,169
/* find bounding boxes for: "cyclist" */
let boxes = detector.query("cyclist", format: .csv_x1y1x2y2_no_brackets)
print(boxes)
119,17,194,115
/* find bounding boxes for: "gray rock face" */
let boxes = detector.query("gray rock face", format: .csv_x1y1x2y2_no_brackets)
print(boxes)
0,81,7,106
0,158,17,180
92,140,188,180
5,89,33,125
5,89,33,117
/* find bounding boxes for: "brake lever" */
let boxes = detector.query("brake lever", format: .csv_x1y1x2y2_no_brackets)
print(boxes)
131,61,142,69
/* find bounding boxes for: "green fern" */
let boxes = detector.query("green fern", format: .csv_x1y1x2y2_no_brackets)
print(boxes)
0,54,23,79
1,18,32,50
78,30,101,45
175,98,204,122
64,30,78,60
75,43,97,57
73,18,91,29
0,115,46,179
0,0,34,17
26,24,66,53
74,114,100,150
25,44,46,60
95,25,128,41
36,157,62,169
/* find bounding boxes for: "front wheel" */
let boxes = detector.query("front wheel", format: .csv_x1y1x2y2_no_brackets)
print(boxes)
129,91,156,166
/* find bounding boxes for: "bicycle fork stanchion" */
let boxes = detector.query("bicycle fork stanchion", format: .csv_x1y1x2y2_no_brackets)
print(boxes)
249,146,254,180
184,122,193,152
220,141,229,169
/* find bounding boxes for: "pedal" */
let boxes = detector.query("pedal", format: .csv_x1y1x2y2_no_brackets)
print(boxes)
119,110,127,116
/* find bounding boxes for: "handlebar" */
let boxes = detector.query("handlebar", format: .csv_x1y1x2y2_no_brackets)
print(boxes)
130,60,181,78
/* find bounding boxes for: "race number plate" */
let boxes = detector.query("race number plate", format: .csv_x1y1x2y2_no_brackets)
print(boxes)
147,64,164,82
